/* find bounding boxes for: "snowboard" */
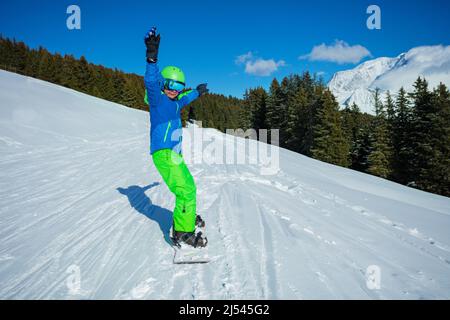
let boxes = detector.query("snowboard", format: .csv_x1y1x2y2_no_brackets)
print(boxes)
170,227,210,264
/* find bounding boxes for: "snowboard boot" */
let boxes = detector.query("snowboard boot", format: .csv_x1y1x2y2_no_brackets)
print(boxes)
173,230,208,248
196,215,206,228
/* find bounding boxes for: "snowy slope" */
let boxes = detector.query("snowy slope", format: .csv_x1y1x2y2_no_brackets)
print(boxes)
328,45,450,114
1,70,450,299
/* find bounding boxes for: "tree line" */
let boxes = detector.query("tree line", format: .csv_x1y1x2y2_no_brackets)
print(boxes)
0,36,149,111
242,73,450,197
1,36,448,196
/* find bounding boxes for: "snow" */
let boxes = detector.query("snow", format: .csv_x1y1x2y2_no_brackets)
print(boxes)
328,45,450,114
1,69,450,299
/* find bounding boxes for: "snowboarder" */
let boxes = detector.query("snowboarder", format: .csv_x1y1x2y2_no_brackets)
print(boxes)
144,27,209,248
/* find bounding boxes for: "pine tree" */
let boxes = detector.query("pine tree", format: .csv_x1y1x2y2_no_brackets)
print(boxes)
60,54,77,89
241,89,252,130
285,87,308,152
409,79,450,195
384,91,396,177
298,83,323,156
24,49,40,78
342,102,373,171
14,40,28,73
352,119,373,172
37,47,54,82
251,87,268,132
385,91,396,125
122,78,140,107
391,87,413,184
75,56,95,93
430,83,450,196
0,37,15,68
408,77,435,190
51,53,64,85
266,78,289,146
311,89,350,167
367,89,392,178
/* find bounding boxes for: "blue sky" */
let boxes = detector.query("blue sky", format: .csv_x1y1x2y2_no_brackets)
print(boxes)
1,0,449,98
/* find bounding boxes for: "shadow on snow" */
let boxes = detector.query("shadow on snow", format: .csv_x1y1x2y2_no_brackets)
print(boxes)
117,183,173,245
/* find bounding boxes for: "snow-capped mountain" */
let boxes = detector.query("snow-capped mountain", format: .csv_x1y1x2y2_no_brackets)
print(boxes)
1,70,450,299
328,45,450,114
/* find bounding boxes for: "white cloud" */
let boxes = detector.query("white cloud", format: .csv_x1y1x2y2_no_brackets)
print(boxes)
300,40,371,64
235,52,254,65
372,45,450,92
245,59,286,76
235,52,285,76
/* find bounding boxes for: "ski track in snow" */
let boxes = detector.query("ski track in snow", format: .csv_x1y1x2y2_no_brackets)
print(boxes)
1,70,450,299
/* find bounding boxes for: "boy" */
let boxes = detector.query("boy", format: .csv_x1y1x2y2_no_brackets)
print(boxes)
144,27,208,248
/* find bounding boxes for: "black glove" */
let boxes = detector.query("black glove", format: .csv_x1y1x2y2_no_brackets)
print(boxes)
196,83,209,96
144,27,160,63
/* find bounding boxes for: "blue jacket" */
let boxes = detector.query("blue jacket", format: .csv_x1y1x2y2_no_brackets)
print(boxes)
144,62,199,154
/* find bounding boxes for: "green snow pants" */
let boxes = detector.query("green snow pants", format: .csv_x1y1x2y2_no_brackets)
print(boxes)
152,149,196,232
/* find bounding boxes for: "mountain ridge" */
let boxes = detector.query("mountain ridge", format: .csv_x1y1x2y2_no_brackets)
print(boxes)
328,45,450,114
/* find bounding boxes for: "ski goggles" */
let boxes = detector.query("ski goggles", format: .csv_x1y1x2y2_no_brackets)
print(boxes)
163,79,185,92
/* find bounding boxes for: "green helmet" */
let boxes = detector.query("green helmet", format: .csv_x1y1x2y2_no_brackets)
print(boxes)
161,66,185,84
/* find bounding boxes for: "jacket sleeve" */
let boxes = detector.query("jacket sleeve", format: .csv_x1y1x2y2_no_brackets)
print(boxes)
144,62,164,106
178,89,200,108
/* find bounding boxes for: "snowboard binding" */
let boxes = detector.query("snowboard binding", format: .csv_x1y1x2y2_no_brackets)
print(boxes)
169,215,209,264
171,230,208,248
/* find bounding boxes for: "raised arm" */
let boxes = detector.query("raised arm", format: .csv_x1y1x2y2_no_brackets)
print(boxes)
144,62,163,106
144,27,163,106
